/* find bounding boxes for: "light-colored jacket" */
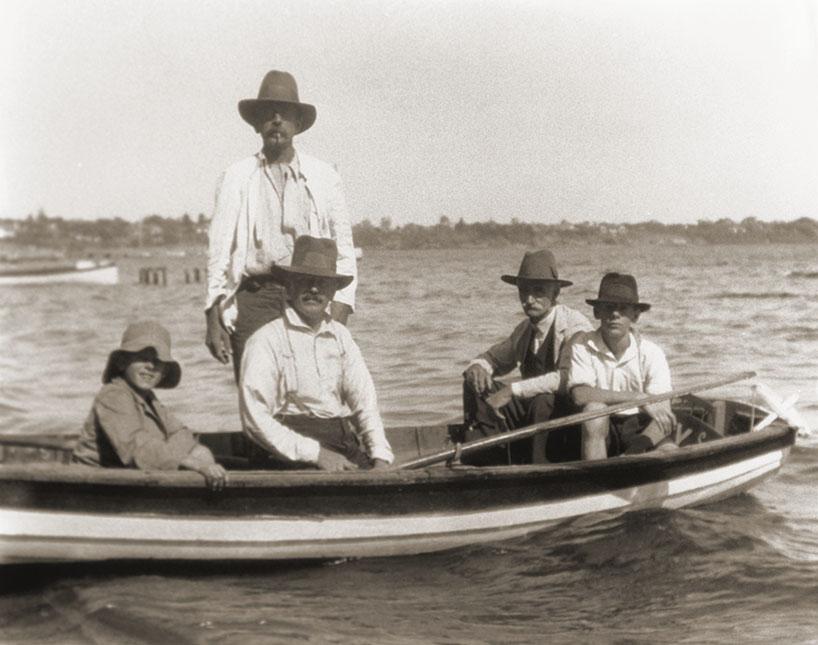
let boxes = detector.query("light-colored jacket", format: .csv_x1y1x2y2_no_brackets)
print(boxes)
72,377,198,469
206,150,357,329
472,304,593,398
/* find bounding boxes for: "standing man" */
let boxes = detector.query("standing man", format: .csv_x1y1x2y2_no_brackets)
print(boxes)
239,236,393,471
568,272,675,460
205,70,357,381
462,249,592,465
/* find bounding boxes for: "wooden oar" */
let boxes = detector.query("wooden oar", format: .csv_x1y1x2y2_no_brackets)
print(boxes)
397,370,756,469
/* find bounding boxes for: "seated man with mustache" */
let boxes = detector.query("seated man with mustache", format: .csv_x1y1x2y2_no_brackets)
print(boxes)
461,249,592,465
239,236,393,471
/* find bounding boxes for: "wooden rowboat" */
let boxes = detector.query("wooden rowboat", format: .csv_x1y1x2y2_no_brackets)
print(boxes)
0,260,119,286
0,391,796,565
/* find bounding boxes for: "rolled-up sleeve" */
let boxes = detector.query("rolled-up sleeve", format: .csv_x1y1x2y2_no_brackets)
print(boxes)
511,372,561,399
567,334,597,391
642,341,672,394
239,332,322,464
94,389,197,470
339,330,393,463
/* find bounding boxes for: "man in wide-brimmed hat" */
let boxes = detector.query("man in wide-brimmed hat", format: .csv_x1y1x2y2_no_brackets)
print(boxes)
238,236,393,471
568,272,675,460
461,249,592,465
205,70,358,384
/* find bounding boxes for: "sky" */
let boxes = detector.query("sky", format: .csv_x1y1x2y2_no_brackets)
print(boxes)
1,0,817,226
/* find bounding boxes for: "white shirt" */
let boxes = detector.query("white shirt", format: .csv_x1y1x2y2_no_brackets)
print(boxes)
567,329,672,415
245,156,313,275
206,150,357,329
239,307,394,465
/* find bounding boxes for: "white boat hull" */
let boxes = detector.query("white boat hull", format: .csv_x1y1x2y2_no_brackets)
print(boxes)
0,448,788,564
0,265,119,286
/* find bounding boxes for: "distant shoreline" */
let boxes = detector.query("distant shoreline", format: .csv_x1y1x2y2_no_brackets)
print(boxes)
1,213,817,255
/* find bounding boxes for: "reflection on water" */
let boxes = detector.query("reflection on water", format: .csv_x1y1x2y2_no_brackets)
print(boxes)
2,243,818,642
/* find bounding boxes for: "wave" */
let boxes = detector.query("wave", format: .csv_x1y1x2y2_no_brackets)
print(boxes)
787,271,818,279
711,292,799,300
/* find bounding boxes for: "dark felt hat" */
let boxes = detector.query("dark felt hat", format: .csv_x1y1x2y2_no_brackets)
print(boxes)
270,236,354,289
586,272,651,311
102,321,181,389
501,249,573,287
238,70,316,133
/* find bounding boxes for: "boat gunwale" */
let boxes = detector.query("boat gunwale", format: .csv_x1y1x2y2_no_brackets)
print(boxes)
0,421,796,489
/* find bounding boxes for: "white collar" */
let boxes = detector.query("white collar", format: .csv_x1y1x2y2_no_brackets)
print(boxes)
283,306,335,335
531,307,557,337
587,329,639,362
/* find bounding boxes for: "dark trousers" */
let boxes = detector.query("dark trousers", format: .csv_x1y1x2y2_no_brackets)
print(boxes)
249,416,371,469
462,379,581,466
230,277,288,382
230,277,288,459
608,413,653,456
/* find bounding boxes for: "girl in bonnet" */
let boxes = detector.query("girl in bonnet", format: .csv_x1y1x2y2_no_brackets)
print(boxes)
72,321,227,490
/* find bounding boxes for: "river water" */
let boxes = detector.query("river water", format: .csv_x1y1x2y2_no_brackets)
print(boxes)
2,244,818,643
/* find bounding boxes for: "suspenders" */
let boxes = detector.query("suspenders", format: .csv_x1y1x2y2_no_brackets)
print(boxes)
270,319,346,413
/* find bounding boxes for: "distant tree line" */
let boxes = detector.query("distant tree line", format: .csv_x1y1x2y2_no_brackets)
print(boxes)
2,210,209,249
352,215,818,248
2,211,818,250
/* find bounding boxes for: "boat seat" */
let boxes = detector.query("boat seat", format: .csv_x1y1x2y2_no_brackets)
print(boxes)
674,414,723,446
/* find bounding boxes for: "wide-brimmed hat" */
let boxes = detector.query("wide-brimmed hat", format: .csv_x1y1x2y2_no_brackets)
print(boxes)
271,236,354,289
500,249,573,287
586,272,651,311
102,321,181,389
238,70,316,133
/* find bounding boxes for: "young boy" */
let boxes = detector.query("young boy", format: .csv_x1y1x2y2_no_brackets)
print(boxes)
568,273,675,460
72,321,227,490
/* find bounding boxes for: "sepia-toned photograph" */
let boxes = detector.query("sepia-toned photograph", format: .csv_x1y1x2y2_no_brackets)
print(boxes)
2,0,817,642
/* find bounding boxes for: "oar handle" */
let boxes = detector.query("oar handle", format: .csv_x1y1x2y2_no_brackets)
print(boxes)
397,370,756,470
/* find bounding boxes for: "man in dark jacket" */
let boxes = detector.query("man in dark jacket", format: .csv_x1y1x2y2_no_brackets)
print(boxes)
462,249,592,464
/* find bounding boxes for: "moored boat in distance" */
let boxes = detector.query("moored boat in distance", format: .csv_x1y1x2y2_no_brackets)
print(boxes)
0,259,119,286
0,394,796,565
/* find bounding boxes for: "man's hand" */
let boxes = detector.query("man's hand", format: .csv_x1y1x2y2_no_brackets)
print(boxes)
369,458,391,470
205,305,231,364
316,448,358,472
641,399,676,437
330,302,352,326
464,363,492,395
486,384,513,413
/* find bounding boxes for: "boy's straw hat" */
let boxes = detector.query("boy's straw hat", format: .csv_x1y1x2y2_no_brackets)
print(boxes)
102,321,181,389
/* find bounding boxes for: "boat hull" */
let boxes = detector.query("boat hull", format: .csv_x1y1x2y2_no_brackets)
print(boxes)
0,424,795,564
0,265,119,286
